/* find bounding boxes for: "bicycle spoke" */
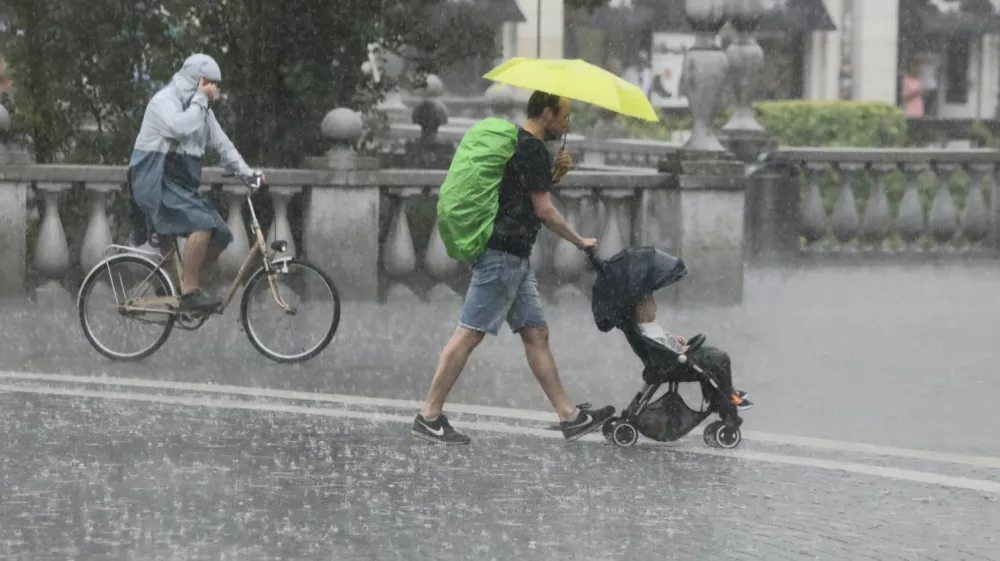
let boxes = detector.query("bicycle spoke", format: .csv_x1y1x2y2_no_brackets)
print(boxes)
80,256,175,361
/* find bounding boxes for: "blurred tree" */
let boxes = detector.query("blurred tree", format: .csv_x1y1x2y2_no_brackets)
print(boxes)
3,0,496,165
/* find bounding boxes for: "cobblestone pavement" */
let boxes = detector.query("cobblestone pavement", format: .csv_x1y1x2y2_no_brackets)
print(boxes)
2,391,999,561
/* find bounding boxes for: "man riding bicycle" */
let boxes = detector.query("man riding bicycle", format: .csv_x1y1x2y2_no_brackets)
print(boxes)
127,53,262,312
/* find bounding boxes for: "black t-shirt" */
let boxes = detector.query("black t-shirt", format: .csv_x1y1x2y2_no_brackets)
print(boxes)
486,128,553,258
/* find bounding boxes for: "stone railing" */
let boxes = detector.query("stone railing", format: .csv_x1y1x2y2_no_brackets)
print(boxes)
6,106,1000,310
0,108,675,306
377,169,663,304
748,148,1000,262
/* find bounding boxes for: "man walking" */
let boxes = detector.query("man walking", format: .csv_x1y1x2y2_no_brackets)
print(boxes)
412,91,615,445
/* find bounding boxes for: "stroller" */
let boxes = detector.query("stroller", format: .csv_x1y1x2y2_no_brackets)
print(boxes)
586,246,744,450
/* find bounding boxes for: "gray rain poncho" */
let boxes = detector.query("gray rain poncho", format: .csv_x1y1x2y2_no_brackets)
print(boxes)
127,54,253,248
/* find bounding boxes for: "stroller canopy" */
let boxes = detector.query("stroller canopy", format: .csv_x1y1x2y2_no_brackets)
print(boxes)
591,246,688,332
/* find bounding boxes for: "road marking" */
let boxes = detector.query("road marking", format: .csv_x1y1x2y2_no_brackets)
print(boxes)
2,382,999,495
2,370,1000,469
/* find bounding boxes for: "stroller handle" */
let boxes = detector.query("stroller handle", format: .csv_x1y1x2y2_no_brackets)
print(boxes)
584,246,608,278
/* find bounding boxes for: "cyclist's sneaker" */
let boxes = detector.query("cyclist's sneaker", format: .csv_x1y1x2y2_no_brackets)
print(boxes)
560,404,615,441
178,288,221,312
411,414,471,445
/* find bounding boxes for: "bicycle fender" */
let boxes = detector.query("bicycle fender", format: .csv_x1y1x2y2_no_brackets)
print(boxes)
76,252,178,309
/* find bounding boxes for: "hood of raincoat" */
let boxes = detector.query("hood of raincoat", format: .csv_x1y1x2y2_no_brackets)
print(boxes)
591,246,688,332
170,54,222,104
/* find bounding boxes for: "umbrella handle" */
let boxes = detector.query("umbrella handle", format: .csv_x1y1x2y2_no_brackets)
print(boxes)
585,246,607,279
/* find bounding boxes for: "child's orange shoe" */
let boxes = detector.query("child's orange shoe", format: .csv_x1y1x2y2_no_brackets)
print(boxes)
731,392,753,411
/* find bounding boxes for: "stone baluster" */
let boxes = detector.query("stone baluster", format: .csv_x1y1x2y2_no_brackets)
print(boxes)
680,0,730,153
423,187,462,302
927,163,958,250
268,186,298,259
897,164,927,252
382,187,420,301
799,163,829,251
860,163,894,252
960,163,992,250
32,182,72,306
80,182,119,272
597,189,633,261
552,189,589,299
829,162,862,251
217,184,251,284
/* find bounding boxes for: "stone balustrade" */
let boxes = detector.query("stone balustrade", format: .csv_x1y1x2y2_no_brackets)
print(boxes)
0,156,664,305
377,169,662,304
5,144,1000,308
750,148,1000,262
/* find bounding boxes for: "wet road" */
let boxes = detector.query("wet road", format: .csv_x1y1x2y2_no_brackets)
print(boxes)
2,264,1000,559
2,392,998,561
4,264,998,455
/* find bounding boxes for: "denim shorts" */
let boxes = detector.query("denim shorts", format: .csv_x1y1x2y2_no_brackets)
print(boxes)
459,249,547,336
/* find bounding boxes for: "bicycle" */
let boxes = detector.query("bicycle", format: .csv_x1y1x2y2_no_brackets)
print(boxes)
77,171,341,364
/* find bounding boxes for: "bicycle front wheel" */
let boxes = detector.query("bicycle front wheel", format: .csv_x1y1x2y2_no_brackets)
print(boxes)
240,258,341,363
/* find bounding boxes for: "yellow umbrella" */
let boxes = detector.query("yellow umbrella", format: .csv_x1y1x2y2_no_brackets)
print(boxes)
483,57,659,122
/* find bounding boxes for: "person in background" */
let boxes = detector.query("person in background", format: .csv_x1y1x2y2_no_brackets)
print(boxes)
918,52,940,116
902,58,925,118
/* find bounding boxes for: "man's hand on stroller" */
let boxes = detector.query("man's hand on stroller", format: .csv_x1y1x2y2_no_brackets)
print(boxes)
576,237,598,251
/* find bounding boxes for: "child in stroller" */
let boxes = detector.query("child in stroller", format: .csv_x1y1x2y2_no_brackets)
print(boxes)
633,291,752,413
588,246,751,449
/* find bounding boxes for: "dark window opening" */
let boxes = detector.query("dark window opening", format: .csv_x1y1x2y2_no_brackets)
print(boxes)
945,35,969,104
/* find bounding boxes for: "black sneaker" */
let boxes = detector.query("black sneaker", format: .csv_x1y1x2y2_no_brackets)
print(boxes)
178,288,221,312
559,404,615,441
411,414,471,445
735,390,749,400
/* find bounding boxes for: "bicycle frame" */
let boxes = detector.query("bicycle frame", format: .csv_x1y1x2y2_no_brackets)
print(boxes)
108,181,292,316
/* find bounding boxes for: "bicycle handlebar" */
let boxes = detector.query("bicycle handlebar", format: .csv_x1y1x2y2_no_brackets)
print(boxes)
221,170,266,190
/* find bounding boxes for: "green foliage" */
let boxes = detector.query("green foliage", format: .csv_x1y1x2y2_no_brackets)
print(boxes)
4,0,497,166
577,100,909,148
754,100,908,147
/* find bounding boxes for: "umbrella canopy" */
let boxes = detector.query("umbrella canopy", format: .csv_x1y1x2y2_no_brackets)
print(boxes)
483,57,660,122
591,246,688,333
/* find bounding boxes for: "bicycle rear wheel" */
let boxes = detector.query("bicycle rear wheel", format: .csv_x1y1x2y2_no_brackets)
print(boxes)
240,258,340,363
78,254,176,361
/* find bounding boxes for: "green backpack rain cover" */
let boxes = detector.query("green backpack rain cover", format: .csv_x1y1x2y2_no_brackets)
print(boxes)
437,117,520,262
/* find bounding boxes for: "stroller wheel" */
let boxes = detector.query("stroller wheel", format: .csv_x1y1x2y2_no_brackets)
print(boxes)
703,421,741,449
602,419,616,442
703,422,722,448
612,423,639,447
